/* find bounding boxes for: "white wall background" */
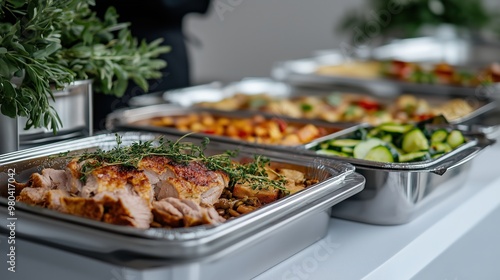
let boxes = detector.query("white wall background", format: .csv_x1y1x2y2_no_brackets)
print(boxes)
185,0,499,84
185,0,365,83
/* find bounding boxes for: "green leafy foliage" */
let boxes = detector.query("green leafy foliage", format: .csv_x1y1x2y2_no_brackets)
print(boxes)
0,0,169,133
339,0,494,41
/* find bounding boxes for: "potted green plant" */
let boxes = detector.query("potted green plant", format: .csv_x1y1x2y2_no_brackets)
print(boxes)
0,0,169,152
338,0,496,45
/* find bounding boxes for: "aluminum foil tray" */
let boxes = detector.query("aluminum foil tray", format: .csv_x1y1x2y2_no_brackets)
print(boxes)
0,132,362,262
298,124,495,225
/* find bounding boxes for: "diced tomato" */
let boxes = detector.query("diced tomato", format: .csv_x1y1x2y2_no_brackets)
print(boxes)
238,130,248,138
203,129,215,134
356,99,380,111
273,118,288,132
416,113,434,121
390,60,415,80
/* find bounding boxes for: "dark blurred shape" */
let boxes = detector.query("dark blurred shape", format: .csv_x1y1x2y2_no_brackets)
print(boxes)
92,0,211,131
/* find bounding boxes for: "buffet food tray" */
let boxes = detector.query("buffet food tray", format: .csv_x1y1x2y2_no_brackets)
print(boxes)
106,105,354,147
159,79,497,125
0,132,362,262
298,124,495,225
271,57,500,98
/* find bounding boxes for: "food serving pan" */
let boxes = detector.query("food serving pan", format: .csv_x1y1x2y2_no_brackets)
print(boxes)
0,132,363,264
272,57,500,98
298,124,495,225
105,104,354,147
158,79,497,126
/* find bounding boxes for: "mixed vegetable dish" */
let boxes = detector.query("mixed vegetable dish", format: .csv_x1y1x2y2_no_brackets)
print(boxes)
313,123,467,163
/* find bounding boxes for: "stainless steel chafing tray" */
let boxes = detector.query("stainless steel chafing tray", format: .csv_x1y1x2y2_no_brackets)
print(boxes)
271,56,500,98
105,104,354,147
158,78,497,126
298,124,495,225
0,132,363,266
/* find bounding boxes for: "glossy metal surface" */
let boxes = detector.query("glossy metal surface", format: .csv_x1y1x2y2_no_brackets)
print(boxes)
18,80,93,146
0,114,18,154
299,124,494,225
106,104,354,148
272,57,500,99
0,132,362,259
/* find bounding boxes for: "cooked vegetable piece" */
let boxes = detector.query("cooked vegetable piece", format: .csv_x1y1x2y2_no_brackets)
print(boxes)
379,124,414,134
431,129,448,143
431,142,452,154
402,129,429,153
364,145,395,163
447,130,465,148
330,139,362,148
399,151,431,162
341,146,354,154
316,149,349,157
353,138,385,159
381,134,393,143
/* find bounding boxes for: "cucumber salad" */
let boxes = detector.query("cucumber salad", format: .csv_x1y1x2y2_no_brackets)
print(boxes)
314,123,466,163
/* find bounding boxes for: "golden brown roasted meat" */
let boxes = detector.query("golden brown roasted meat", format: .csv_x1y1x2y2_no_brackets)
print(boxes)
138,156,229,205
152,197,225,228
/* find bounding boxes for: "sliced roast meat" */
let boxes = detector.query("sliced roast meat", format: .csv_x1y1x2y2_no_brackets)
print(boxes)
78,164,153,205
95,191,152,229
17,188,69,211
139,156,229,205
152,197,225,228
17,187,47,206
60,196,105,221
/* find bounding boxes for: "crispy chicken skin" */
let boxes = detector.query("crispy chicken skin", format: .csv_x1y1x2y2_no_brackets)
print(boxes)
81,165,153,204
138,156,229,205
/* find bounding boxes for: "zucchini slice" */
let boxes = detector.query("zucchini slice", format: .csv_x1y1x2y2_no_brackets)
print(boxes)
353,138,385,159
447,130,465,148
364,145,395,163
379,123,414,134
341,146,354,154
316,149,349,157
430,129,448,143
329,139,362,148
402,128,429,153
399,151,431,162
431,142,452,154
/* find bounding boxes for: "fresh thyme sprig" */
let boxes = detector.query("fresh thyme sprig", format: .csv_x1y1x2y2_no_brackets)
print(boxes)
70,135,287,192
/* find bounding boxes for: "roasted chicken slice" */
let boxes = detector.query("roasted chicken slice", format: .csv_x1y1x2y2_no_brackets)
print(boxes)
66,159,153,204
138,156,229,205
152,197,225,228
17,188,69,211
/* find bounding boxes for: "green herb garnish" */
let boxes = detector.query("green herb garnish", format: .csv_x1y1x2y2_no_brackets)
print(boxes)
300,103,313,112
72,135,287,193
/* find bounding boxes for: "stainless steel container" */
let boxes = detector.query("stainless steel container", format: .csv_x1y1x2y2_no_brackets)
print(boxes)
271,56,500,98
300,124,495,225
0,132,364,278
0,114,18,154
106,104,354,147
158,79,497,125
18,80,93,147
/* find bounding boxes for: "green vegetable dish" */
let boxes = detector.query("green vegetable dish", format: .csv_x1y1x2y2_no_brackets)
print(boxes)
314,123,466,163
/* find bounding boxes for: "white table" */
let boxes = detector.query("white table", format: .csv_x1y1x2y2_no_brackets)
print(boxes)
2,137,500,280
